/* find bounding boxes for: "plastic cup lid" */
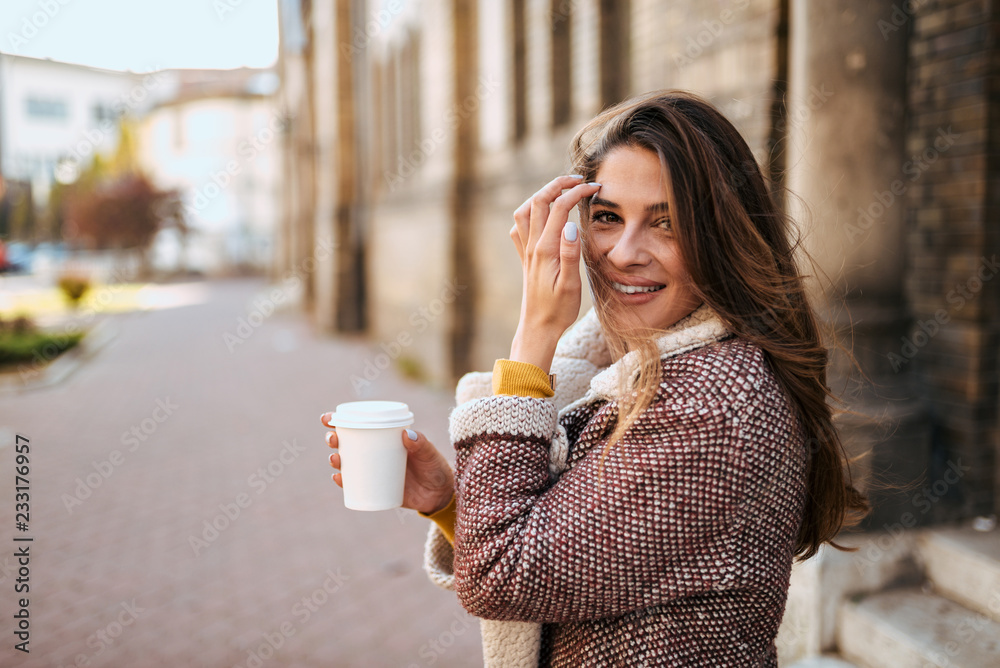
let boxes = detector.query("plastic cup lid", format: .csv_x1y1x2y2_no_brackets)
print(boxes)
327,401,414,429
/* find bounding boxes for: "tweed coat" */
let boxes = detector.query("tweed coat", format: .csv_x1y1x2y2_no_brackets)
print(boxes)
424,305,808,667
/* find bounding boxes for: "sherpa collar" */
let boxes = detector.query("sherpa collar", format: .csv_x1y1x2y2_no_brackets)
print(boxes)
588,303,730,401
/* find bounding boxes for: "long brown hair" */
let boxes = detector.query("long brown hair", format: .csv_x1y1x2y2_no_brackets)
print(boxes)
569,90,868,560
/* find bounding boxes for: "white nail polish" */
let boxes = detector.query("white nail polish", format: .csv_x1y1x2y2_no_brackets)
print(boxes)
564,221,578,241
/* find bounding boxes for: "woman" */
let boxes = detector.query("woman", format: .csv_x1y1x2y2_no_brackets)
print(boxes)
323,90,867,666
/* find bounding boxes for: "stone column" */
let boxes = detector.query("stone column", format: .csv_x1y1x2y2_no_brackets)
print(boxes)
448,0,479,380
785,0,927,527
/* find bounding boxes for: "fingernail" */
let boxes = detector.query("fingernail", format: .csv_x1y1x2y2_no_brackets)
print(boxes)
563,221,578,242
587,182,601,187
326,431,335,445
405,428,417,441
567,174,584,179
321,412,330,423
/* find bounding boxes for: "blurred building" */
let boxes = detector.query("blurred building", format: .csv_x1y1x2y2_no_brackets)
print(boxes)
136,68,283,274
276,1,999,662
0,54,283,276
0,54,147,214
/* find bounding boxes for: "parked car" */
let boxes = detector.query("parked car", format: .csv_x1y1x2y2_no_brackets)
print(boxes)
3,242,33,273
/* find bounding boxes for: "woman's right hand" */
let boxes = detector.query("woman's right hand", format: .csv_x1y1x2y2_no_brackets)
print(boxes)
321,414,455,515
508,175,602,372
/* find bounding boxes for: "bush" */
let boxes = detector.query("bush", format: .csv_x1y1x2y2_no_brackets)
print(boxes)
58,274,91,307
0,316,84,367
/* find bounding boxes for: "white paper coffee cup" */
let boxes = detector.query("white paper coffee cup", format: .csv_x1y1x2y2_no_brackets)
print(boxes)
327,400,414,511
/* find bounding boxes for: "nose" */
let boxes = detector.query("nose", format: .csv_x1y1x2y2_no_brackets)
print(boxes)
606,224,651,269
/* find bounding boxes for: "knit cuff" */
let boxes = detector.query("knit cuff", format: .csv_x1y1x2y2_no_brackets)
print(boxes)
418,494,456,545
492,359,554,398
449,394,558,445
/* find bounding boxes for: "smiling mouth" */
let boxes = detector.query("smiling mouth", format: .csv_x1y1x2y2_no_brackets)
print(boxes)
611,281,666,294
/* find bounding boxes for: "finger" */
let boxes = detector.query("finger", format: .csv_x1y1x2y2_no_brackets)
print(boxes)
558,220,582,286
320,412,333,426
326,429,338,449
509,223,525,263
543,182,601,248
401,428,441,463
526,175,587,250
512,203,530,257
331,472,343,488
329,452,341,469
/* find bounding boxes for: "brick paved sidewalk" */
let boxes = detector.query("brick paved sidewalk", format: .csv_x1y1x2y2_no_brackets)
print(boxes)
0,278,482,667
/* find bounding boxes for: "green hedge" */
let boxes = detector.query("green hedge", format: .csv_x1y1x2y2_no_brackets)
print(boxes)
0,330,84,367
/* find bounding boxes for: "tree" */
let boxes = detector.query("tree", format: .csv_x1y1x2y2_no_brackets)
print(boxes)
64,173,168,249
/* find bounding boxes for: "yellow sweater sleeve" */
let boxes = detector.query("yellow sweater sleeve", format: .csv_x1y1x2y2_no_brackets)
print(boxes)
420,360,551,544
492,359,554,398
420,494,457,545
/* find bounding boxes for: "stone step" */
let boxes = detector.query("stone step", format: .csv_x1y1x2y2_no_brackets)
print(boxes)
786,656,859,668
917,525,1000,622
838,587,1000,668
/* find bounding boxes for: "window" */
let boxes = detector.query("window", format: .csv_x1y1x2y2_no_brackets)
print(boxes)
550,0,572,127
92,103,118,125
599,0,630,109
26,97,68,120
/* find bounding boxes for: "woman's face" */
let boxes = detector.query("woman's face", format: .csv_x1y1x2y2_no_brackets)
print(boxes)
587,145,702,332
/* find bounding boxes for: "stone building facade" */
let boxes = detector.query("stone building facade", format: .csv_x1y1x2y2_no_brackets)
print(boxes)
276,0,999,659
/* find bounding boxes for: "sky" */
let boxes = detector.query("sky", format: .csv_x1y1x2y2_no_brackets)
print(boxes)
0,0,280,72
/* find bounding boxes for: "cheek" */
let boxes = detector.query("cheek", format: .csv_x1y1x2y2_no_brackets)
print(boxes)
654,243,690,281
585,228,617,255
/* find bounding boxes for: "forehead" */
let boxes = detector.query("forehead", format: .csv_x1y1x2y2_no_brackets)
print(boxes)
593,145,670,204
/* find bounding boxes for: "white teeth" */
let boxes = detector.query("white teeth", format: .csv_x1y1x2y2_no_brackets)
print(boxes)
611,281,665,294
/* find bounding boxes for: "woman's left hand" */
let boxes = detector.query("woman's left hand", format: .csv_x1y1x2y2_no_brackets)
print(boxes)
509,175,601,372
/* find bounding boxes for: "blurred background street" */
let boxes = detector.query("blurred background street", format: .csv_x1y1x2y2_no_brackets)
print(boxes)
0,276,480,667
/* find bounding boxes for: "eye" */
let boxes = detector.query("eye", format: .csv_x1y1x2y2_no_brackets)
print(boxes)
591,210,620,225
654,218,672,232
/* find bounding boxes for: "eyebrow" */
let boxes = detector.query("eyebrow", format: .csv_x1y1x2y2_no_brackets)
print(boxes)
589,196,670,213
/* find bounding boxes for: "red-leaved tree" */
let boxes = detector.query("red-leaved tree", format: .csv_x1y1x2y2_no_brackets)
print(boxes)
64,173,170,251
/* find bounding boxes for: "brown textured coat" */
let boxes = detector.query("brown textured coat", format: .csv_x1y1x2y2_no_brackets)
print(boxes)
425,306,807,667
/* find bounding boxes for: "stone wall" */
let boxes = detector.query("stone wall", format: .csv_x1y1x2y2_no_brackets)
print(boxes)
903,0,999,518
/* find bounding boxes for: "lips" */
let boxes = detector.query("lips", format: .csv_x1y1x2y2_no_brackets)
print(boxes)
611,281,666,294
